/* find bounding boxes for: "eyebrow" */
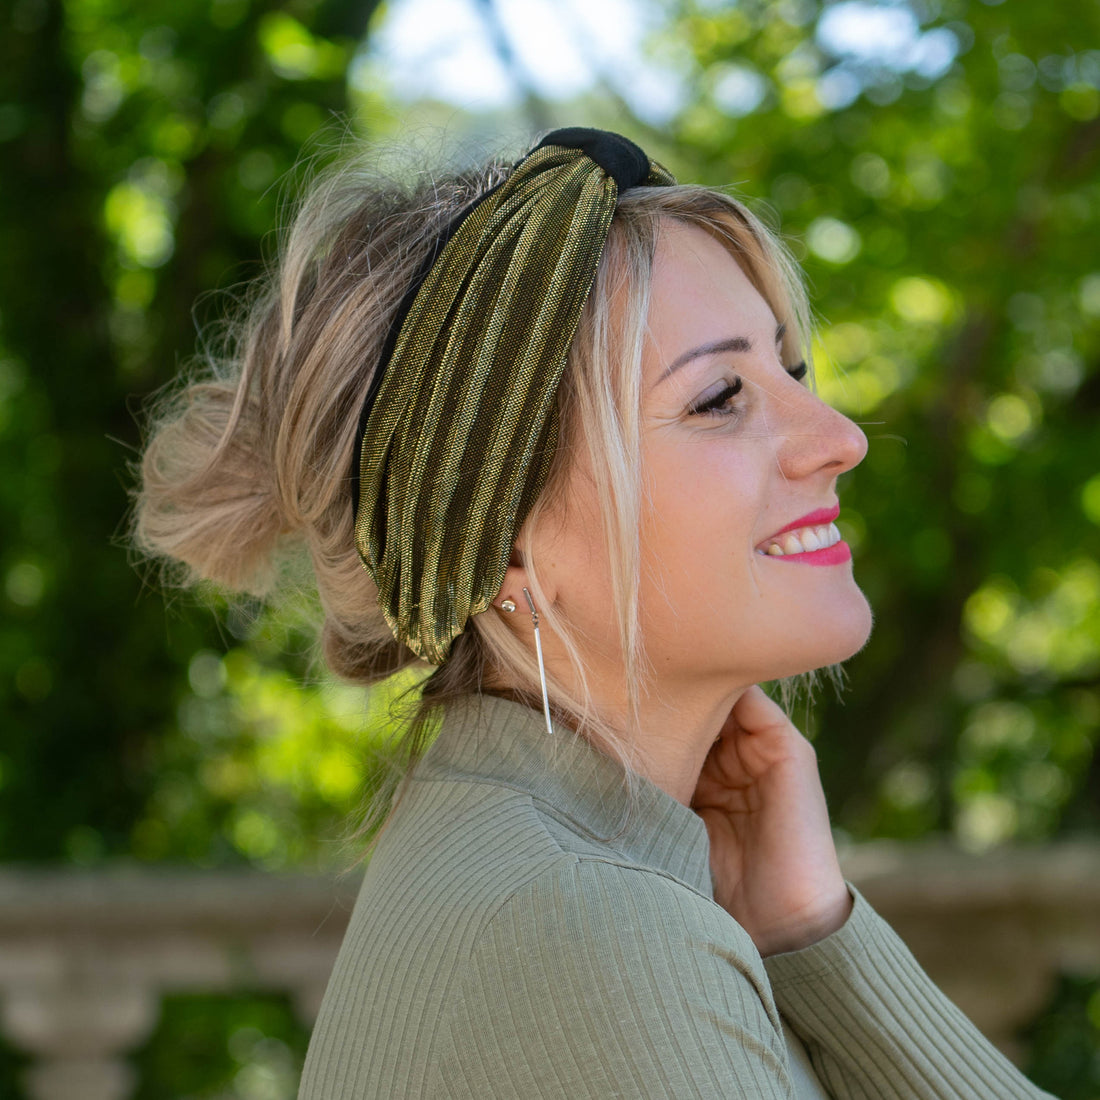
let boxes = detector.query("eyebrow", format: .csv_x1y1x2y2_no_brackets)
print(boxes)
656,321,788,384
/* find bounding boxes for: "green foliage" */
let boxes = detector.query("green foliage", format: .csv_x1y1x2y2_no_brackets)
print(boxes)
130,635,423,868
0,0,381,862
4,0,1092,867
130,992,310,1100
1022,972,1100,1099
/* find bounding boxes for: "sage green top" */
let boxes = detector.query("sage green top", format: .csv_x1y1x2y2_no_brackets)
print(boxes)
298,693,1054,1099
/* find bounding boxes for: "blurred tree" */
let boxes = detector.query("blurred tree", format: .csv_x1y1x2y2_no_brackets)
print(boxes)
0,0,1095,872
1020,971,1100,1100
130,991,310,1100
0,0,1095,882
0,0,380,863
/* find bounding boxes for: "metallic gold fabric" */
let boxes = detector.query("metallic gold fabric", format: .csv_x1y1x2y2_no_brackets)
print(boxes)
354,134,674,664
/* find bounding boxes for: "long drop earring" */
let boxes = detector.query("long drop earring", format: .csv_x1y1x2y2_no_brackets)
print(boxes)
522,587,554,736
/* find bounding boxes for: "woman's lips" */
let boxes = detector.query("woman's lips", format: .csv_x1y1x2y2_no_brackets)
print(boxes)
762,539,852,566
755,505,851,566
766,504,840,539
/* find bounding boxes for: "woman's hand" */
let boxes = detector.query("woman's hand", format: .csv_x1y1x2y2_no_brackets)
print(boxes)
691,685,852,957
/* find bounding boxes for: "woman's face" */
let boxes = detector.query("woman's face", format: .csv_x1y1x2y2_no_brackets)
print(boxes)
533,219,873,696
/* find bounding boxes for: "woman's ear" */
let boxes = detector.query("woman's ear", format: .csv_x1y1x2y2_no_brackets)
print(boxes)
494,541,556,614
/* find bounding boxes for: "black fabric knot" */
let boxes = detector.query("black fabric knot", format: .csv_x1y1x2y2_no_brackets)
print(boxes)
534,127,652,192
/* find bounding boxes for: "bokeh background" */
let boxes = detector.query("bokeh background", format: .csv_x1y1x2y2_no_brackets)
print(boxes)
2,0,1099,1095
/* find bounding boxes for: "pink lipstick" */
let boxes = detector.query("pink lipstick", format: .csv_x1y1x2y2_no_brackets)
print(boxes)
756,504,851,566
769,505,840,538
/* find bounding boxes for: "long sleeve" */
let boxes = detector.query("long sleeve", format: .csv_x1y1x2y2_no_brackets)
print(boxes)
426,860,1056,1100
764,885,1057,1100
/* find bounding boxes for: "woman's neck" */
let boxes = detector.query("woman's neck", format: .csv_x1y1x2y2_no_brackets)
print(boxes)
622,683,750,804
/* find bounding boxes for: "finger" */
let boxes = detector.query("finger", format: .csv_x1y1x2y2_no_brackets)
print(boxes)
709,688,814,784
695,737,759,810
727,685,794,737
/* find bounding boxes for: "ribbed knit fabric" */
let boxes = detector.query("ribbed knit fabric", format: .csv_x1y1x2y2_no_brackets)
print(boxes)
297,694,1055,1100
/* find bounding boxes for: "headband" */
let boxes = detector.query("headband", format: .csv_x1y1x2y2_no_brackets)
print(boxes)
352,128,675,664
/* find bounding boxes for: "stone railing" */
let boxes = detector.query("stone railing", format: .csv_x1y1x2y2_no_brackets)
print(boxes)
1,843,1098,1100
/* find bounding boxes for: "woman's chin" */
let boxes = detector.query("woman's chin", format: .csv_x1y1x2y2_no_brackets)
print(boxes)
835,590,874,659
769,592,874,683
821,590,874,665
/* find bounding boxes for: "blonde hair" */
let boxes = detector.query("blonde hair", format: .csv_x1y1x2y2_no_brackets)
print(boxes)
133,143,814,842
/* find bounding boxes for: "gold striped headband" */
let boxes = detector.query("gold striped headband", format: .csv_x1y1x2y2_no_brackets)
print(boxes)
352,128,675,665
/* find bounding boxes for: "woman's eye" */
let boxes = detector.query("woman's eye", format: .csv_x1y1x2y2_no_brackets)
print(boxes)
787,361,808,383
688,377,743,416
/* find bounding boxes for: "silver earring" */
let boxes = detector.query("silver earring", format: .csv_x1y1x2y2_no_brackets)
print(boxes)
500,598,517,613
523,587,554,736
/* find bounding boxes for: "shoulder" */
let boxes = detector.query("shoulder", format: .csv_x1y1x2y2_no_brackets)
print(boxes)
474,855,774,1006
428,858,793,1098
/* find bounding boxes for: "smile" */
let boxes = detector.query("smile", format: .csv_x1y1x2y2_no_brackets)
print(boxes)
760,522,843,557
755,505,853,566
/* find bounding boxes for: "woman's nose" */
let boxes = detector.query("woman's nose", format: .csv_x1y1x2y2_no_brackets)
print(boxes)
775,387,868,480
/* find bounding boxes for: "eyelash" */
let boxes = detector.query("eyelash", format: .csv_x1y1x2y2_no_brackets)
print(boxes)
689,378,743,416
688,362,808,417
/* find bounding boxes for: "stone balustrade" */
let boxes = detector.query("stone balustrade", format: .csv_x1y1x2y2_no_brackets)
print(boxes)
0,842,1098,1099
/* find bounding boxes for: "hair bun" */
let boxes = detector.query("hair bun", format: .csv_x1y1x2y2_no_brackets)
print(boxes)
136,379,285,596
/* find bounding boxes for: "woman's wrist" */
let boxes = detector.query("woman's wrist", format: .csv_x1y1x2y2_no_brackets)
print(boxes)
757,884,854,957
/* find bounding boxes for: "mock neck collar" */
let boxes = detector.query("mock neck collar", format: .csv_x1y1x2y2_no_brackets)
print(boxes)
414,693,714,899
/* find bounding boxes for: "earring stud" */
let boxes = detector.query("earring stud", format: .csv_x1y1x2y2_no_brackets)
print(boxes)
500,598,517,613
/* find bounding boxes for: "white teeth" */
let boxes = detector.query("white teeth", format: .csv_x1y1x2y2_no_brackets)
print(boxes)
759,521,843,557
781,532,804,555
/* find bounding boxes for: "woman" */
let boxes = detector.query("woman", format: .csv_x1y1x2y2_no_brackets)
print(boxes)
136,129,1054,1098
